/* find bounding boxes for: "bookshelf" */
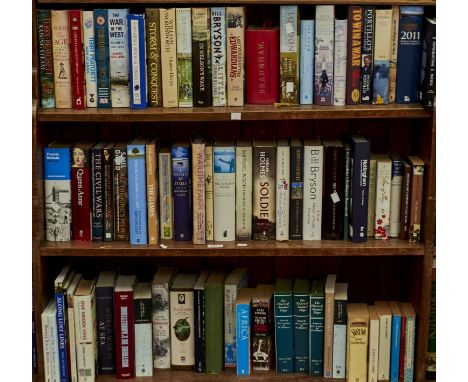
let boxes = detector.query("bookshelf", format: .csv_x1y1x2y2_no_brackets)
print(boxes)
32,1,436,382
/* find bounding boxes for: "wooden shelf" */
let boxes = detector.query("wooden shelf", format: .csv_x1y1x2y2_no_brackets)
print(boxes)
37,104,432,122
40,239,424,257
37,0,437,5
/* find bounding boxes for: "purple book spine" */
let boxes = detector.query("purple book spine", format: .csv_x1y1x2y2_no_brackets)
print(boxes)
172,145,192,240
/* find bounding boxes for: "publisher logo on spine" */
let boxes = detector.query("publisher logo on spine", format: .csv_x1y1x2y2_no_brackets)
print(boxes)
178,294,185,304
96,16,105,26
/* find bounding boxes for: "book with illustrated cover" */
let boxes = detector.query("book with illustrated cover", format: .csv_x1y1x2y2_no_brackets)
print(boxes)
128,14,147,108
94,9,111,108
226,7,245,106
276,140,290,241
69,10,86,109
211,8,227,106
361,6,375,104
346,304,369,382
314,5,334,105
346,6,362,105
160,8,178,107
83,11,97,108
172,143,192,241
252,284,275,371
374,154,392,239
300,20,314,105
176,8,193,107
372,10,393,105
159,148,173,240
333,19,347,106
192,8,212,107
37,9,55,108
145,9,163,107
236,140,252,241
279,5,299,104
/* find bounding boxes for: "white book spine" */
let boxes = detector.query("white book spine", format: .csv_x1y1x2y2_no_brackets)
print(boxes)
333,20,347,106
235,146,252,240
49,311,61,382
41,310,51,382
276,145,290,240
67,302,78,382
389,161,403,237
75,343,95,382
374,159,392,239
404,316,416,382
83,11,97,108
211,8,227,106
152,282,171,368
170,290,195,366
368,318,380,382
130,18,142,105
135,322,153,376
332,324,347,378
303,144,323,240
158,152,173,240
367,158,377,236
378,315,391,380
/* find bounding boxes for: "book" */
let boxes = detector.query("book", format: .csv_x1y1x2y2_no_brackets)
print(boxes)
389,301,402,382
368,305,380,382
192,8,212,107
346,303,369,382
95,271,117,374
399,302,416,382
389,6,400,103
160,8,178,107
279,5,299,104
91,143,105,241
66,273,81,382
276,139,290,241
300,20,314,105
128,138,148,244
145,9,163,107
152,267,177,369
224,268,249,367
83,11,97,108
427,266,436,380
134,283,153,376
226,7,245,106
314,5,334,105
398,308,407,382
159,148,173,239
367,155,377,237
37,9,55,108
374,154,392,239
51,10,72,108
236,140,252,240
252,284,275,371
253,140,276,240
372,9,393,104
303,139,323,241
169,273,198,369
274,278,294,373
128,14,147,108
375,300,392,380
69,10,86,109
176,8,193,107
309,280,325,376
399,161,412,240
103,144,114,241
334,19,347,106
94,9,111,108
172,142,192,241
346,6,362,105
289,138,303,240
323,274,336,378
389,152,404,237
41,300,51,381
361,6,375,104
213,141,236,241
44,144,72,241
205,143,214,241
146,140,159,245
192,136,206,244
293,278,310,373
407,156,425,243
236,288,255,376
332,283,348,379
419,18,436,109
211,8,227,106
396,6,424,104
343,143,351,240
194,271,210,373
42,299,60,382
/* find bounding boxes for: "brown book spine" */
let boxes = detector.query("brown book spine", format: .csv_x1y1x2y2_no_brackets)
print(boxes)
146,9,163,107
103,146,114,241
146,142,159,245
114,146,129,241
409,160,424,243
346,6,362,105
399,162,412,240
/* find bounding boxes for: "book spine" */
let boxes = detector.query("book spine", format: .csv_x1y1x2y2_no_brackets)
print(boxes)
103,147,114,241
333,20,347,106
51,10,72,108
160,9,178,107
146,144,159,245
303,144,323,240
276,146,290,241
323,291,334,378
368,318,380,382
294,292,309,373
399,163,412,240
91,148,104,241
146,9,163,107
94,9,111,108
332,299,347,379
409,161,424,243
114,148,129,240
172,146,192,240
236,146,253,240
192,143,206,244
226,7,245,106
114,291,135,379
37,9,56,108
274,293,294,373
372,10,392,105
194,289,206,372
135,297,153,376
159,152,173,239
389,159,404,237
403,316,416,382
96,286,115,374
54,293,69,382
224,284,237,367
375,159,392,239
367,160,376,237
82,11,97,108
280,5,299,104
309,293,324,376
252,299,273,371
300,20,314,104
152,282,171,369
41,310,51,381
49,310,61,381
390,315,402,382
389,6,400,103
205,284,224,373
346,6,362,105
205,146,214,240
314,5,334,105
74,294,96,382
236,303,251,375
71,158,92,241
378,314,392,380
211,8,227,106
347,318,368,382
343,144,351,240
108,9,130,108
128,14,147,109
361,6,375,104
399,314,407,382
192,8,212,107
419,19,436,108
128,144,148,244
66,295,78,382
176,8,193,107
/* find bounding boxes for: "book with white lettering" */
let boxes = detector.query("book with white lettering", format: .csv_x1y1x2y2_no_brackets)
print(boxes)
276,139,290,241
134,283,153,376
280,5,299,104
82,11,97,107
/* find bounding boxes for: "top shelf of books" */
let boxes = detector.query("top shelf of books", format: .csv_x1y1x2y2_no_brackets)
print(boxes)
37,0,436,5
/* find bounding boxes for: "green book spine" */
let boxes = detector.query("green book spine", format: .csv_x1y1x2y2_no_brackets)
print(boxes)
205,282,224,373
293,278,309,373
176,8,193,107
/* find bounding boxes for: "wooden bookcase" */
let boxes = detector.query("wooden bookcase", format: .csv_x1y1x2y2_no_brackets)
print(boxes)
32,1,436,381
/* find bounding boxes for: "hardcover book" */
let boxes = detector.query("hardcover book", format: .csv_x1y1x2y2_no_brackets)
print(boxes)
274,278,294,373
367,155,377,237
91,143,105,241
343,143,351,240
41,300,52,382
192,137,206,244
226,7,245,106
159,148,173,239
334,19,347,106
399,161,412,240
160,8,178,107
372,9,393,104
83,11,97,108
293,278,310,373
399,302,416,382
236,140,253,240
279,5,299,104
346,303,369,382
172,142,192,241
361,6,375,104
146,140,159,244
374,154,392,239
37,9,55,108
309,280,325,376
211,8,227,106
389,6,400,103
69,10,86,109
276,139,290,241
346,6,362,105
192,8,212,107
176,8,193,107
128,14,147,108
389,301,402,382
375,300,392,380
194,271,210,373
94,9,111,108
103,144,114,241
252,284,275,371
407,156,425,243
289,138,304,240
66,273,81,382
42,299,60,382
419,18,436,109
134,283,153,376
145,9,163,107
300,20,314,105
205,143,214,241
332,283,348,379
236,288,255,376
368,305,380,382
389,152,404,237
314,5,334,105
323,274,336,378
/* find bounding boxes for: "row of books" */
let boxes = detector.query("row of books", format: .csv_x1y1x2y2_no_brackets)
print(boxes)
42,266,416,382
44,136,425,244
36,6,436,110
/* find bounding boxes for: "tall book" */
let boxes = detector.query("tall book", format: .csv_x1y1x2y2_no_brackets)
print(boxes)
159,148,173,239
95,271,118,375
224,268,249,367
94,9,111,108
160,8,178,107
128,138,148,244
399,161,412,241
134,283,153,376
128,13,147,108
192,8,212,107
361,6,375,104
303,139,323,241
396,6,424,104
419,18,436,109
169,273,198,369
145,9,163,107
37,9,55,108
300,20,314,105
236,140,252,240
343,143,351,240
274,278,294,373
346,6,362,105
389,301,402,382
152,267,177,369
82,11,97,108
103,144,114,241
211,8,227,106
332,283,348,379
389,6,400,103
375,300,392,380
44,143,72,241
42,299,60,382
51,10,72,108
176,8,193,107
192,136,206,244
293,278,310,373
66,273,82,382
333,19,347,106
226,7,245,106
323,274,336,378
69,10,86,109
346,303,369,382
172,142,192,241
372,9,393,105
314,5,334,105
389,152,404,238
276,139,290,241
252,284,275,371
407,156,425,243
374,155,392,239
146,140,159,245
236,288,255,376
213,141,236,241
426,262,436,380
279,5,299,104
367,155,377,237
399,302,416,382
368,305,380,382
91,143,105,241
194,271,210,373
322,139,345,240
205,143,214,241
253,140,276,240
41,300,52,382
289,138,303,240
309,280,325,376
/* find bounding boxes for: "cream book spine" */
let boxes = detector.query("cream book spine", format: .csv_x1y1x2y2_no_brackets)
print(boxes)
368,306,380,382
160,8,178,107
276,142,290,241
226,7,245,106
205,144,214,241
235,142,252,240
192,139,206,244
374,155,392,239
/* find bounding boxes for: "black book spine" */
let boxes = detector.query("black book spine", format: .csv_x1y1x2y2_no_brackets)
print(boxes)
96,285,115,374
360,6,375,104
103,147,114,241
289,145,304,240
91,148,104,241
419,19,436,109
194,288,206,373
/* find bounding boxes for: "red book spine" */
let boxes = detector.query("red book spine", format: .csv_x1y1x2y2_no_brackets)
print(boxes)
398,313,407,381
114,291,135,379
69,10,86,109
246,29,279,104
71,166,92,240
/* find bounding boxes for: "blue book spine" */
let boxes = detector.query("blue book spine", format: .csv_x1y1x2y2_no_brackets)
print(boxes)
396,6,424,103
194,288,206,373
309,294,325,375
390,314,402,382
172,145,192,241
300,20,314,104
127,143,148,244
128,14,148,109
294,293,309,372
55,292,68,382
236,302,251,376
94,9,111,108
274,292,294,373
91,148,104,241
